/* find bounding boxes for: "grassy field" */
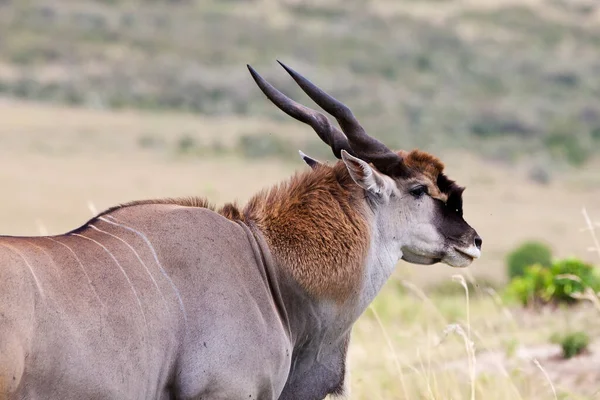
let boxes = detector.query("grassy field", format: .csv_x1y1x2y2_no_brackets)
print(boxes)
1,100,599,398
1,0,600,398
1,0,600,168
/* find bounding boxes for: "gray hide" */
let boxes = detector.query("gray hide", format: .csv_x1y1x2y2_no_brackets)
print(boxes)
0,203,344,399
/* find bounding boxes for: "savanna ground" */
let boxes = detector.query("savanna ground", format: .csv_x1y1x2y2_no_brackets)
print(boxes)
1,0,600,398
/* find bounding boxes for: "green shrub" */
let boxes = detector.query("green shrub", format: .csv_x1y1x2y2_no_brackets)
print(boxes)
550,258,600,303
544,131,591,167
550,331,590,359
592,126,600,142
505,264,553,306
505,258,600,307
506,241,553,279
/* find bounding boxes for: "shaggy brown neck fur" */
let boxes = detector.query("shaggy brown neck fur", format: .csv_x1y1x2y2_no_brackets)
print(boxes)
242,162,371,304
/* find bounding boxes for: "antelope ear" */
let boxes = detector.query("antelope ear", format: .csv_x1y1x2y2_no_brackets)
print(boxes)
298,150,322,170
341,150,391,196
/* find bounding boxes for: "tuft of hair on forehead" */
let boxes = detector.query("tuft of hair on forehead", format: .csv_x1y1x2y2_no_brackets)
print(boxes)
395,149,465,207
398,149,445,181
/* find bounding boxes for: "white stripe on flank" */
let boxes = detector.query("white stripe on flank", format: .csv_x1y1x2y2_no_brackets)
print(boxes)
99,215,188,324
24,240,59,273
44,237,105,308
72,233,148,328
88,224,170,314
0,242,45,297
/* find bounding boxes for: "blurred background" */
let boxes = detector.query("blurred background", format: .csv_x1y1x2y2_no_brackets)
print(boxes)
1,0,599,398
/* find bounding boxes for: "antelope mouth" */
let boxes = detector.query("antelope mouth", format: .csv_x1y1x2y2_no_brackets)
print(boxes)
446,245,481,268
454,245,481,260
454,249,474,262
439,245,481,268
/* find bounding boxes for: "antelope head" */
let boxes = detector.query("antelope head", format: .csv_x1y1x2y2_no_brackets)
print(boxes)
248,62,481,269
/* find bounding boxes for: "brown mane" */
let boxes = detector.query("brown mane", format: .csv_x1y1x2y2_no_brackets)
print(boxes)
243,161,370,303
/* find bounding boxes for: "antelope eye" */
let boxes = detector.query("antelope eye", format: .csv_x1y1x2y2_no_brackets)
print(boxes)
410,185,428,198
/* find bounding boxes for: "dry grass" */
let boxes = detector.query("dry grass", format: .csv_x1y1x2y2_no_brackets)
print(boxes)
347,210,600,399
349,274,600,399
1,100,599,399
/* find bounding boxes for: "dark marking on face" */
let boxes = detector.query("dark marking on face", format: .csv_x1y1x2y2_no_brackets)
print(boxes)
437,173,464,216
434,173,478,247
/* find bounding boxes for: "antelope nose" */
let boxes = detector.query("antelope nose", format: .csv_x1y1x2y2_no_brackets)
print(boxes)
474,235,483,250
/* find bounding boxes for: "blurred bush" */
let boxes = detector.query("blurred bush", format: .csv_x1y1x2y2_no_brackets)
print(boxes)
506,241,553,279
176,134,197,154
548,258,600,303
505,258,600,307
550,331,590,359
591,126,600,143
526,164,552,185
505,264,553,307
469,112,536,139
544,131,591,167
137,134,166,150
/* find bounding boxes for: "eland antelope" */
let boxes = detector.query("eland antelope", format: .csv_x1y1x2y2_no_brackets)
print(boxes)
0,62,482,400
